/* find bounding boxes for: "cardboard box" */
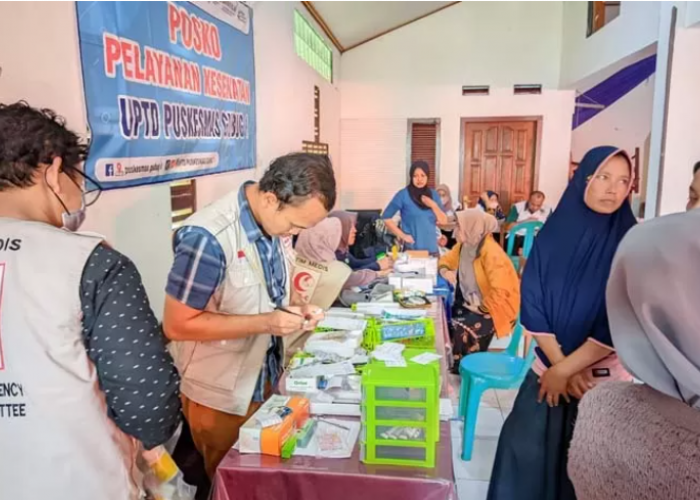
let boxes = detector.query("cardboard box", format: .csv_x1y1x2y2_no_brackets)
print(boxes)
406,250,430,258
239,395,310,456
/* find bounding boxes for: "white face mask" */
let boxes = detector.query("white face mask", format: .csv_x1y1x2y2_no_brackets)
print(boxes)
61,196,86,232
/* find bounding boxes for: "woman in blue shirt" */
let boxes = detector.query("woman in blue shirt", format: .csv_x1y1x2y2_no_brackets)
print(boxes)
383,161,447,254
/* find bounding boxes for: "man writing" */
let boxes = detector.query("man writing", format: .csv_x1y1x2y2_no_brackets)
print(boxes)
163,153,336,477
505,190,552,227
504,190,552,255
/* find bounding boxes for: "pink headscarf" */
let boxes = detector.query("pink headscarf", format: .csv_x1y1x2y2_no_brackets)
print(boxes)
329,211,358,253
294,218,342,263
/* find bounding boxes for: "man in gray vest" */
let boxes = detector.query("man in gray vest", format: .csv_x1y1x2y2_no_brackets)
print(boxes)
163,152,336,477
0,102,181,500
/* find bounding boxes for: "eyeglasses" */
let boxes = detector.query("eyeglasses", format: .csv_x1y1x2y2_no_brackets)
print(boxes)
64,166,103,207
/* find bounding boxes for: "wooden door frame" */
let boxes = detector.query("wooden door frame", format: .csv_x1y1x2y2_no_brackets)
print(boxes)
458,116,543,208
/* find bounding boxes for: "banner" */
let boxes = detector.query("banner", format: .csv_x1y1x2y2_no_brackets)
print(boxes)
76,1,256,189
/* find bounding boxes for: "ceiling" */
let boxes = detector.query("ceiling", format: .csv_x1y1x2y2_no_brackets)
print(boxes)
308,1,456,51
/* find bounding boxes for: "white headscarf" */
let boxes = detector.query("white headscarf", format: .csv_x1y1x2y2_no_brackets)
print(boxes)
606,210,700,408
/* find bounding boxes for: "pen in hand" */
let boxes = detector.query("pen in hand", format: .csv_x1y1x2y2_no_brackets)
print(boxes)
275,306,305,318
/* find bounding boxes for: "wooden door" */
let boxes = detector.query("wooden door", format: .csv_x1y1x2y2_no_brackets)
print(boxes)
462,121,537,213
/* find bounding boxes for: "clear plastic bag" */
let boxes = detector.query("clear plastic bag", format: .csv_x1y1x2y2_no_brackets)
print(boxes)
142,445,197,500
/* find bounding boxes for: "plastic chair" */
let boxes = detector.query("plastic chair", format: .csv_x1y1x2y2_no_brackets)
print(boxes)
458,319,536,461
505,221,543,271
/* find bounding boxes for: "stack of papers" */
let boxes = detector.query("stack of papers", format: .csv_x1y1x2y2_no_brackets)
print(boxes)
290,361,356,378
371,342,407,367
325,308,367,319
304,330,363,359
318,315,367,332
410,352,442,365
353,302,405,317
294,418,361,459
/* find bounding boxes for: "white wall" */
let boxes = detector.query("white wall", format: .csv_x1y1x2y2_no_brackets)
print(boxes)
342,2,564,89
560,2,661,88
195,1,342,207
571,75,655,161
685,0,700,27
0,1,341,318
339,2,574,210
657,24,700,215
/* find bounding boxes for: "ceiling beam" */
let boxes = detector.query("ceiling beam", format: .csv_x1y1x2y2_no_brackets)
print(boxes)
343,2,461,53
301,1,345,53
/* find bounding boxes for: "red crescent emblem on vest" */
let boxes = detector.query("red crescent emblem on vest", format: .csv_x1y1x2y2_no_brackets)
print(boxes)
293,271,313,293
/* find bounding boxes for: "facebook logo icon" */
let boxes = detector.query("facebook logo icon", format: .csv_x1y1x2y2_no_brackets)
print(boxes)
105,163,115,177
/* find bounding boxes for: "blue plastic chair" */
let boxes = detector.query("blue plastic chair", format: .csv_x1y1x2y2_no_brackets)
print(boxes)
458,319,536,461
505,221,543,271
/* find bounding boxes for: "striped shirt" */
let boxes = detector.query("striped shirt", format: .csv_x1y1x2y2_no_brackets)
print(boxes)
238,182,286,401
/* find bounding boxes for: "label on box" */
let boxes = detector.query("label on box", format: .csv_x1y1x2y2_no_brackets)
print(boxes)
286,377,319,393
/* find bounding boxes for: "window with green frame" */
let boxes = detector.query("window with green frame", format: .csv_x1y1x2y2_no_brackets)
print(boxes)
294,10,332,82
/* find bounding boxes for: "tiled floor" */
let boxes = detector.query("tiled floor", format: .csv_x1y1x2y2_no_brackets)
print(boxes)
447,375,520,500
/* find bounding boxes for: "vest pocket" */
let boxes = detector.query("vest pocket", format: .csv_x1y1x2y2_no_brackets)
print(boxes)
220,263,265,315
183,341,246,392
209,337,251,353
228,264,259,288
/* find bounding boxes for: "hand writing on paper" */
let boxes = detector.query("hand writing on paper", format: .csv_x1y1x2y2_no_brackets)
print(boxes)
266,309,306,336
301,304,324,331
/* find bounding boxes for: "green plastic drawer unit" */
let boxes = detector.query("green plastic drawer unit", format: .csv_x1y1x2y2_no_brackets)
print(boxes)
360,440,437,469
362,318,436,351
360,357,440,468
403,348,441,439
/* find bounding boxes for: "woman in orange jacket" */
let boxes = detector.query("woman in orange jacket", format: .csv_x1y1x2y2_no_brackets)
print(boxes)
439,210,520,371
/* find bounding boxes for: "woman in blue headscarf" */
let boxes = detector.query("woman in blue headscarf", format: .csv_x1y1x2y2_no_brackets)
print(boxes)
487,147,637,500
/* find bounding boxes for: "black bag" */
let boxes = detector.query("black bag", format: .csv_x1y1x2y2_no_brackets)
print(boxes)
349,210,396,259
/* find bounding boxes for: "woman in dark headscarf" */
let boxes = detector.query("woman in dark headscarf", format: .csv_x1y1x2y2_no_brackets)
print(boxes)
329,210,392,272
383,161,447,254
477,190,506,222
487,146,637,500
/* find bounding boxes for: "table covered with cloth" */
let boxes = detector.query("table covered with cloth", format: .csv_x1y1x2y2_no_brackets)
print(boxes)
213,301,456,500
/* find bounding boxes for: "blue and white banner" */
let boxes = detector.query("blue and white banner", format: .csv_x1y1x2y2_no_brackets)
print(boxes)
76,1,256,189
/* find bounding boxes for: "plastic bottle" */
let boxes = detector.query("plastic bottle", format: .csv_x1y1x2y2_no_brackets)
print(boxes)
142,445,196,500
